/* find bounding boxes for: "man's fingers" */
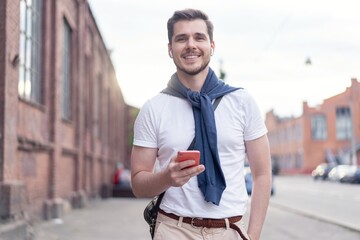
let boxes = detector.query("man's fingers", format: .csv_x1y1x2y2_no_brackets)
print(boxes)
169,164,205,187
177,160,196,170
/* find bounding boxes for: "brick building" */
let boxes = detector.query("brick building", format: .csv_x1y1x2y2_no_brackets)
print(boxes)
0,0,128,237
266,78,360,174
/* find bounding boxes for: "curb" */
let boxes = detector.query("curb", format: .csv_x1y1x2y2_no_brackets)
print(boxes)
270,201,360,233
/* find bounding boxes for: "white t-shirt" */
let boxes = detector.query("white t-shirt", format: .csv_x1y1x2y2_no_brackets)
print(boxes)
133,89,267,218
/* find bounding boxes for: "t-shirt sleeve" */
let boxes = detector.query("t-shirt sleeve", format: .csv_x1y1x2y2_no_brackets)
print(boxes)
243,91,268,141
133,100,158,148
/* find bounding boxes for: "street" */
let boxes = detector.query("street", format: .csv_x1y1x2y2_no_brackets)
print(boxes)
270,175,360,232
34,176,360,240
261,205,360,239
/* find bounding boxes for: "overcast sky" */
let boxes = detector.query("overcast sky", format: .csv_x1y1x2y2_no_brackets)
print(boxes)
88,0,360,117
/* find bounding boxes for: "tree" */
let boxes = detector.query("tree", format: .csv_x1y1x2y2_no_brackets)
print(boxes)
219,59,226,81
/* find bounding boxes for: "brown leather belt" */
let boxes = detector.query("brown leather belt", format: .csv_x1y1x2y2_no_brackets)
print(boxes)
158,209,248,240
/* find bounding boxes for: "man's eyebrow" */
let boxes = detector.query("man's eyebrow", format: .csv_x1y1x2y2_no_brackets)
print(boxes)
174,32,207,39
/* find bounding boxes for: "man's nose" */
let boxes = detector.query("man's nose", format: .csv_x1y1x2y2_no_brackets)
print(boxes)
186,37,196,48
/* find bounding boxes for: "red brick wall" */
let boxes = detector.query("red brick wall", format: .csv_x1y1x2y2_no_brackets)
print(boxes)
266,79,360,173
0,0,21,183
17,151,50,218
0,0,7,181
56,154,76,198
266,112,305,173
0,0,129,221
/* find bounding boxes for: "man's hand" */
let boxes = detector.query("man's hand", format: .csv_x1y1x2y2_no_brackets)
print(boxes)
131,146,205,198
165,156,205,187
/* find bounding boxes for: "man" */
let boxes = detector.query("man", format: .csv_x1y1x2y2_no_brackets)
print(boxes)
131,9,272,240
112,163,131,188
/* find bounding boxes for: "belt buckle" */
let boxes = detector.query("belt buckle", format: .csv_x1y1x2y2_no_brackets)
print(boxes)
190,217,201,228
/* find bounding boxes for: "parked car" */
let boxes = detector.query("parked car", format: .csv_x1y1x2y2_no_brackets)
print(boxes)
328,165,357,182
311,163,335,180
339,166,360,183
350,168,360,183
244,166,275,196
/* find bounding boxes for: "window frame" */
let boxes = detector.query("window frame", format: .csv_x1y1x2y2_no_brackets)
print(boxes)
18,0,43,103
61,18,73,121
311,114,327,141
336,107,352,140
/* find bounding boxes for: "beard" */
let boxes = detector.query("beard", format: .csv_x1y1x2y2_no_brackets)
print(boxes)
174,56,211,76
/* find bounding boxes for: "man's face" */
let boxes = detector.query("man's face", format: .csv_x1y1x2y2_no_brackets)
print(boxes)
169,19,214,76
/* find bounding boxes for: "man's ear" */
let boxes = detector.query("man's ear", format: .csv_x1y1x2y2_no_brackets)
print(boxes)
168,44,173,58
210,41,215,56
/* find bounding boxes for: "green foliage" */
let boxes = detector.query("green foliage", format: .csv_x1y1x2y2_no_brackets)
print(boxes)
127,107,140,148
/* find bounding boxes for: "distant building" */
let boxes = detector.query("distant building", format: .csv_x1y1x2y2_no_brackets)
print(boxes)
266,78,360,174
0,0,129,237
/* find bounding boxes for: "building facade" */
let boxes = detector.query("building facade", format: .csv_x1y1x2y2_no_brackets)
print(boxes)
0,0,128,236
266,78,360,174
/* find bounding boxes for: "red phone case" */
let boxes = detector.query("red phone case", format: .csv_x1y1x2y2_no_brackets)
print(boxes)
177,150,200,168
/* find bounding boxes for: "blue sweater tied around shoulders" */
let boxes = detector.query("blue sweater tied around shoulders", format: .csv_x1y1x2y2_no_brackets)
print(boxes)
161,68,239,205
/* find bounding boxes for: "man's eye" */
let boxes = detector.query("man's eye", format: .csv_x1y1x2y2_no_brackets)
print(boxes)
176,37,186,42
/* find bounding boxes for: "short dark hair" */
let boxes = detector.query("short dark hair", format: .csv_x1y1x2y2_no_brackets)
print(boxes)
167,9,214,44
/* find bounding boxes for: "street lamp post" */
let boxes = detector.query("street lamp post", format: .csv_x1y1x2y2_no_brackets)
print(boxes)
350,101,357,166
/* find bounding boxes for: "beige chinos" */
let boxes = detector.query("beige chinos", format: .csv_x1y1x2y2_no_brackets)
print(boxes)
154,212,250,240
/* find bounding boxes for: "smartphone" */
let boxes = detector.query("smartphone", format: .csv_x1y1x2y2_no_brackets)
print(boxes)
177,150,200,168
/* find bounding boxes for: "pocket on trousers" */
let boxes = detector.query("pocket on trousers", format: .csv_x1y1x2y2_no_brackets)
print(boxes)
153,221,163,240
235,220,250,240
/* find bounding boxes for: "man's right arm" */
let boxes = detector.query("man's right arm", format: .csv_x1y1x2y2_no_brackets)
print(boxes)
131,146,169,198
131,145,205,198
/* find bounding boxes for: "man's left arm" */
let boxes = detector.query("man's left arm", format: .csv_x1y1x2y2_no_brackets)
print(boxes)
245,134,272,240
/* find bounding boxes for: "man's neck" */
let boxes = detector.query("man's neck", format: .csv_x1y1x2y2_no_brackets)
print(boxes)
176,67,209,92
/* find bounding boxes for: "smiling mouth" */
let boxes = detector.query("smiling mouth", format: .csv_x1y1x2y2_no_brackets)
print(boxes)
182,51,201,59
185,55,197,58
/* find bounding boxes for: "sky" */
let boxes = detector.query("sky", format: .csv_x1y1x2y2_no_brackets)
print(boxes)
88,0,360,117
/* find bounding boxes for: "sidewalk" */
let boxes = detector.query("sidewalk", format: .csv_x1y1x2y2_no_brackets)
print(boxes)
33,196,360,240
33,198,151,240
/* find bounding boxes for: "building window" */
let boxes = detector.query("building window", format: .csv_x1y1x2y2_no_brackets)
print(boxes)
62,19,72,120
18,0,43,102
336,107,352,140
311,114,327,140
